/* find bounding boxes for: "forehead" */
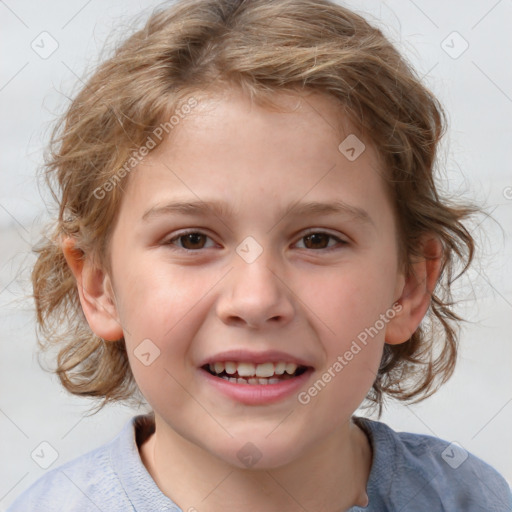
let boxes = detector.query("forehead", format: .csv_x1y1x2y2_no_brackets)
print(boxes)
168,87,360,154
119,87,392,230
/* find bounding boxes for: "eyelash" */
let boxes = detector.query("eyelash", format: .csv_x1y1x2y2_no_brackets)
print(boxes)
163,229,348,252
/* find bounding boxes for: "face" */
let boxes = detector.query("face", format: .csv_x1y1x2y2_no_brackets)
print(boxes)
105,87,406,468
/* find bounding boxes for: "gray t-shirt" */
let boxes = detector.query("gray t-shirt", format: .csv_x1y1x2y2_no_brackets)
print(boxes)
7,414,512,511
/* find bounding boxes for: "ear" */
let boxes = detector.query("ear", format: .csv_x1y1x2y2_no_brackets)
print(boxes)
61,236,124,341
385,234,443,345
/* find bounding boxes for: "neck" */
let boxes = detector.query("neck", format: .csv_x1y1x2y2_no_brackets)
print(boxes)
140,415,371,512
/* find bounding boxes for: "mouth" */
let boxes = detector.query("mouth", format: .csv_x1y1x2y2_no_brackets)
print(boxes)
202,361,309,385
198,350,314,404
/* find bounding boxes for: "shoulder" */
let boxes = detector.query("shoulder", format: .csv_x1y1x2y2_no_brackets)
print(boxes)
354,416,512,512
7,418,139,512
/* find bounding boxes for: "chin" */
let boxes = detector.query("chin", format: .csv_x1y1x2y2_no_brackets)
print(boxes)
207,431,310,471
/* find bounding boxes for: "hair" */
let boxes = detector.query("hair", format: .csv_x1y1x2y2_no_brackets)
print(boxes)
32,0,478,416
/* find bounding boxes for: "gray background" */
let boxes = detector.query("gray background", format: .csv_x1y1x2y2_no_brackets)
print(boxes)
1,0,511,508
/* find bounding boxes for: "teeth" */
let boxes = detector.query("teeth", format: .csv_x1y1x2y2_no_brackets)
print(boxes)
208,360,303,378
285,363,298,375
225,361,237,374
237,362,256,377
274,362,286,375
255,362,275,378
220,375,288,385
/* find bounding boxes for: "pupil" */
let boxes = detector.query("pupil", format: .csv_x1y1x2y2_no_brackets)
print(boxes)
305,233,327,249
183,233,204,249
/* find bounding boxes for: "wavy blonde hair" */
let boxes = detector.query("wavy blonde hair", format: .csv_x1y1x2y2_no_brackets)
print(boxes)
33,0,477,415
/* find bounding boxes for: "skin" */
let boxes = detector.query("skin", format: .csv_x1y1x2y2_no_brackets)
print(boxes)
63,87,442,512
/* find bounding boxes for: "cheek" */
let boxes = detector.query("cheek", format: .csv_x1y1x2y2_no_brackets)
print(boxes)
117,263,205,406
297,269,393,416
299,260,399,338
115,260,227,398
114,254,211,338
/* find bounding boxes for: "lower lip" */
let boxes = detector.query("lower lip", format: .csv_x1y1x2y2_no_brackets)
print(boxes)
199,368,313,405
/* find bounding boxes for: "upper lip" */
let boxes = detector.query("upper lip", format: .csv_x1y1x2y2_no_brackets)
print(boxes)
199,349,314,368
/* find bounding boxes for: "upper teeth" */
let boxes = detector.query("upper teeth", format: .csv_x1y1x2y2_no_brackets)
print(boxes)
209,361,298,377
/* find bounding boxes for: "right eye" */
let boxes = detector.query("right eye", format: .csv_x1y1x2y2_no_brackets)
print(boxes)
163,231,217,251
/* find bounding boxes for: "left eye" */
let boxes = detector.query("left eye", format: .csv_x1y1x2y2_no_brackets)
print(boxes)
165,231,346,252
295,232,346,250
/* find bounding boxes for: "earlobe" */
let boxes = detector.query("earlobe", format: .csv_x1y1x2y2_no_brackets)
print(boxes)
61,236,124,342
385,235,443,345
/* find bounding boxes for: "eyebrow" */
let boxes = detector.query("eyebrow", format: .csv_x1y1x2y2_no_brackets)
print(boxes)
141,199,374,227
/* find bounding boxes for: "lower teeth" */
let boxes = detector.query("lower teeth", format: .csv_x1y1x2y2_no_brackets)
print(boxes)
219,375,283,385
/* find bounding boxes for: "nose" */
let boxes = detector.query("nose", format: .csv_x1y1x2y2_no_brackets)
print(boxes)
216,252,295,330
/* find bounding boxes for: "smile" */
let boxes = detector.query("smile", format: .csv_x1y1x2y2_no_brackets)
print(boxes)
203,361,308,385
200,357,313,404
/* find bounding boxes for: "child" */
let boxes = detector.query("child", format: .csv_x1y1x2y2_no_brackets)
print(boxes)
8,0,511,510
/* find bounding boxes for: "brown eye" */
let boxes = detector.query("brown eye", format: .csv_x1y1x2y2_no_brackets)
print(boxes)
166,231,215,251
296,232,346,251
303,233,330,249
180,233,207,250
